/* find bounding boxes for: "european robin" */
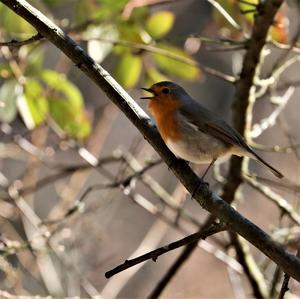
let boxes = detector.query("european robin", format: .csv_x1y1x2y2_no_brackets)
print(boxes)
141,81,283,179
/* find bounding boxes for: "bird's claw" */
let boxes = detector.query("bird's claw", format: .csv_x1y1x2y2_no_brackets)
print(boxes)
191,179,209,199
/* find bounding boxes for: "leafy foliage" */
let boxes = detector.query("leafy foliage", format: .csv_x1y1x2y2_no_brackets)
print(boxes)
0,0,289,140
214,0,288,42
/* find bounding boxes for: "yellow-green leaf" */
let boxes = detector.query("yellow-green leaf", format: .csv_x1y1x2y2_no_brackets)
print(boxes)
114,53,142,88
146,11,175,39
41,70,83,112
24,80,48,127
153,43,200,80
40,70,91,139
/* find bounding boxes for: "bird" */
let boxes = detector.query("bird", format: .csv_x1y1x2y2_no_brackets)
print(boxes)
141,81,283,179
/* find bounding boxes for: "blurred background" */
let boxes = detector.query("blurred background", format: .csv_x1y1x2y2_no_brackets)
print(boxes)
0,0,300,298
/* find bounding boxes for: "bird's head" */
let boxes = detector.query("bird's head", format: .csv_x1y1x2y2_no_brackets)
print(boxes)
141,81,188,103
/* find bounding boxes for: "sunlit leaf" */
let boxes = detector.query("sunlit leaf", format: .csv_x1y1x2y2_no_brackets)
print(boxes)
41,70,83,112
24,80,48,127
84,25,119,63
238,0,258,23
40,70,91,139
153,43,200,80
0,80,18,123
114,53,142,88
146,11,175,39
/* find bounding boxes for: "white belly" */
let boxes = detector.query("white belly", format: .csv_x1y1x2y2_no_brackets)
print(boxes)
166,139,249,164
166,140,217,164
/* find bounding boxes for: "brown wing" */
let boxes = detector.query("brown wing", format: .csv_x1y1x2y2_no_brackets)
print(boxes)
178,103,283,178
178,102,250,150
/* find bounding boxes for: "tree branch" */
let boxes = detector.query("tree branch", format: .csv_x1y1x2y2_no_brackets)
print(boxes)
2,0,300,282
105,222,226,278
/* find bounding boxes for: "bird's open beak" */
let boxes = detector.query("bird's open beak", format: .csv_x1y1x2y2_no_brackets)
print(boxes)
140,87,156,99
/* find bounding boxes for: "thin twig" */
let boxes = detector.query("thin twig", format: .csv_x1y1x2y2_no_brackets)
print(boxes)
229,233,268,299
43,158,162,224
105,222,226,278
207,0,243,31
251,86,294,138
0,33,43,47
245,176,300,226
277,273,290,299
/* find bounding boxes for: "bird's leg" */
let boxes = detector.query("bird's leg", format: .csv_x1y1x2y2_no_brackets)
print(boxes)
201,158,216,180
192,158,216,199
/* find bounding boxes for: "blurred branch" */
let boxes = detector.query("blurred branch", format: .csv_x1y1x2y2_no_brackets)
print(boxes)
43,158,162,224
101,219,172,298
277,273,291,299
79,37,236,82
207,0,242,31
277,249,300,299
268,13,300,79
122,151,201,227
122,0,243,33
229,233,268,299
101,181,184,298
251,142,300,154
3,0,300,282
245,176,300,226
0,290,99,299
105,222,226,278
19,155,124,197
0,32,237,82
251,86,294,139
0,33,42,47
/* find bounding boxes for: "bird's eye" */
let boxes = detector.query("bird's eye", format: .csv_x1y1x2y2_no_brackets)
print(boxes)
161,88,170,94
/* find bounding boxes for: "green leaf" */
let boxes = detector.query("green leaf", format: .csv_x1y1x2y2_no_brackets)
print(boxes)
41,70,83,112
0,80,18,123
40,70,91,139
114,53,142,88
24,80,48,127
146,11,175,39
153,43,200,80
0,5,36,37
238,0,258,23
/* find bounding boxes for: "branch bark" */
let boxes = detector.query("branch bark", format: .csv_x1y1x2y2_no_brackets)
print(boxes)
2,0,300,282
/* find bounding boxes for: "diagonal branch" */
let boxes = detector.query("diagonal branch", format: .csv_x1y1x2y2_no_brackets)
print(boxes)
2,0,300,282
105,222,226,278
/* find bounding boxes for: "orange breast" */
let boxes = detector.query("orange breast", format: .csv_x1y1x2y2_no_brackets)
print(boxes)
148,99,181,142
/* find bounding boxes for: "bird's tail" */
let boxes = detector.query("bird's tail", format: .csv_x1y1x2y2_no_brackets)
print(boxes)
249,149,283,179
